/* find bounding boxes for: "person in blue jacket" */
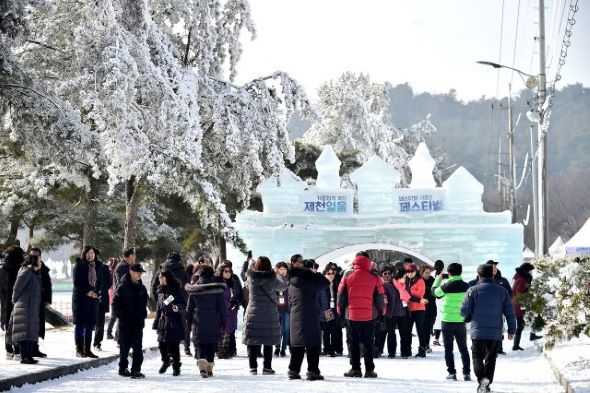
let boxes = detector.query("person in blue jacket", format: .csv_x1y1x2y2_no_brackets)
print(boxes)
461,263,516,393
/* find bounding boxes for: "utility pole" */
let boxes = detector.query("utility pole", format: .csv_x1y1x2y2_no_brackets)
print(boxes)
497,135,505,210
530,125,538,254
508,83,517,223
537,0,548,256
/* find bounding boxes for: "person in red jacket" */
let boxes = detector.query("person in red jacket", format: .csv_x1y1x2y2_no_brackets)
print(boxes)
406,263,429,357
511,262,535,351
337,252,385,378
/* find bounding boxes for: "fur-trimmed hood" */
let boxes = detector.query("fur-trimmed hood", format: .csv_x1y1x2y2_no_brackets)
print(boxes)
185,281,226,295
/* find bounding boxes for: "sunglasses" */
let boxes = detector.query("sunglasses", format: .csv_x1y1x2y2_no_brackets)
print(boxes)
223,270,232,273
326,272,335,276
382,272,391,276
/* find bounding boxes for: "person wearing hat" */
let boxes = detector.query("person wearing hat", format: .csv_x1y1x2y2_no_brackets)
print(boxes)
460,263,516,393
511,262,536,350
112,263,148,379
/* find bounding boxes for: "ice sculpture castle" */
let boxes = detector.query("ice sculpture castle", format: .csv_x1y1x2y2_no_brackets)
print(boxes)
235,143,523,276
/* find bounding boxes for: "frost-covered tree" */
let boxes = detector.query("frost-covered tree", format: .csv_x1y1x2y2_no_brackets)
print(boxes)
302,72,436,183
144,0,313,241
5,0,311,253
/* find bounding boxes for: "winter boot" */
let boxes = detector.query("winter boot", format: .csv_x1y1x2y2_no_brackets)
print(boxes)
75,338,85,358
306,371,325,381
197,359,209,378
32,343,47,358
262,368,276,375
118,368,131,377
159,361,171,374
477,378,491,393
415,347,426,358
172,362,182,376
530,332,543,341
274,346,280,357
364,370,378,378
344,369,363,378
207,362,214,377
288,370,301,380
463,374,472,381
446,373,457,381
84,336,98,358
130,370,145,379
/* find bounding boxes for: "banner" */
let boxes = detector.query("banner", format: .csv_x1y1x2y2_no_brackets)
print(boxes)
303,192,352,214
394,189,445,213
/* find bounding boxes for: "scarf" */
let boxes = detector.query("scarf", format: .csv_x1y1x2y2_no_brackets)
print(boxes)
88,260,97,288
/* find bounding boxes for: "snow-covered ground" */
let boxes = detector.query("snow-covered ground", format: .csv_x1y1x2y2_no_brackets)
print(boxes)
5,327,562,393
0,325,158,381
545,335,590,393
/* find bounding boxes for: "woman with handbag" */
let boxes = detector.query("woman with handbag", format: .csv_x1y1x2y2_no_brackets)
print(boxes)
320,266,342,357
242,256,287,375
153,269,186,376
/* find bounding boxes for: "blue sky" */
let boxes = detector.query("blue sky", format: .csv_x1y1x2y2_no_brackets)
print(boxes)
236,0,589,101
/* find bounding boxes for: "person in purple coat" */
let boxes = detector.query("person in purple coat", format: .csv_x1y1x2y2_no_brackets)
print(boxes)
215,263,241,358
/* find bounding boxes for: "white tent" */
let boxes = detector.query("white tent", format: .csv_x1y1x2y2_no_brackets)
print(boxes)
522,247,535,262
549,236,566,259
565,217,590,256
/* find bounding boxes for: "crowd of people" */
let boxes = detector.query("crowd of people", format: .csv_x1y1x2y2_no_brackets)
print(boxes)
0,244,540,392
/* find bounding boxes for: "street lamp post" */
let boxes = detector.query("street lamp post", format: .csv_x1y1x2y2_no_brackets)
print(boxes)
476,60,542,250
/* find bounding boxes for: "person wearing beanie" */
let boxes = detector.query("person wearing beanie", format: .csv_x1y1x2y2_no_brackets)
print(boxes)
512,262,536,350
461,263,516,393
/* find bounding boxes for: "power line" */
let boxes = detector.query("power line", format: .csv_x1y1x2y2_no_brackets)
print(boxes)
495,0,506,98
510,0,522,85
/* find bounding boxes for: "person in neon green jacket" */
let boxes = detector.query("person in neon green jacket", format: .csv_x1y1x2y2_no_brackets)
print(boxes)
431,263,471,382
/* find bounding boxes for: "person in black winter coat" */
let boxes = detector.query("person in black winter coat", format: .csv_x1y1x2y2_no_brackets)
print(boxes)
185,265,226,378
72,246,103,359
319,265,343,357
151,252,192,356
153,269,186,376
421,264,437,352
0,245,24,359
287,260,329,381
29,248,52,358
151,252,190,301
112,263,148,379
93,258,112,351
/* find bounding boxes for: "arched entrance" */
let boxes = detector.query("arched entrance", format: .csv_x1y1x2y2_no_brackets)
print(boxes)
314,243,434,269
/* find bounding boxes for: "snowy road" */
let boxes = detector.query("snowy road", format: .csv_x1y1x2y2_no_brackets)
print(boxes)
11,341,561,393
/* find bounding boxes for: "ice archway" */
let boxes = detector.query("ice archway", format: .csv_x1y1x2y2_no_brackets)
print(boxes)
314,243,435,269
235,144,523,277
